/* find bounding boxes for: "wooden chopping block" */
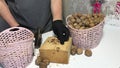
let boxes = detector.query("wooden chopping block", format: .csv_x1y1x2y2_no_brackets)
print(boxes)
39,37,72,64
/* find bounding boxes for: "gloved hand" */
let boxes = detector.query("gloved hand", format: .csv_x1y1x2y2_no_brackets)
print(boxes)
52,20,70,44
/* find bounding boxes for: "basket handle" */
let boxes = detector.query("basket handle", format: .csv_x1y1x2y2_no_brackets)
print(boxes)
9,28,19,31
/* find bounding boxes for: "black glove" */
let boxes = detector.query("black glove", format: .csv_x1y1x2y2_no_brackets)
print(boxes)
52,20,70,44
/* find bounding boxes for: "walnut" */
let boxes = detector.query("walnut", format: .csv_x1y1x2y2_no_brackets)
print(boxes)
77,48,83,55
72,14,78,19
80,16,86,20
89,23,95,27
70,45,77,55
73,23,78,27
86,14,91,18
79,26,85,29
39,62,47,68
76,18,81,23
77,13,82,17
70,18,76,23
74,25,80,29
35,56,42,65
85,49,92,57
43,59,50,65
71,49,77,55
35,56,50,68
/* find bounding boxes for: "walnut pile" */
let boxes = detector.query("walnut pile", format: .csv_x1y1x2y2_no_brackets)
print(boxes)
67,13,104,29
35,56,50,68
70,45,92,57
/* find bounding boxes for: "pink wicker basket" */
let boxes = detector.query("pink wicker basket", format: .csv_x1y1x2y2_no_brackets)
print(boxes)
0,27,34,68
66,15,104,50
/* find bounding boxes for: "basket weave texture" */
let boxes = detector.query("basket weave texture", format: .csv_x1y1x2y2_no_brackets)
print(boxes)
66,15,104,49
0,27,34,68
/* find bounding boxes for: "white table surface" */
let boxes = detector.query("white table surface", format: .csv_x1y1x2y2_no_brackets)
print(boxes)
27,25,120,68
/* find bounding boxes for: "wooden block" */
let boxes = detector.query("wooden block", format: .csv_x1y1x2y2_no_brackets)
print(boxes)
39,37,72,64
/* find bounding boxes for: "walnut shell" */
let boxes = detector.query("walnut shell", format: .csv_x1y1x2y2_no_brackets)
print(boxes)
43,59,50,65
85,49,92,57
77,48,83,55
70,18,76,23
76,18,81,23
71,49,77,55
35,56,42,65
89,23,95,27
79,26,85,29
39,62,47,68
74,25,80,29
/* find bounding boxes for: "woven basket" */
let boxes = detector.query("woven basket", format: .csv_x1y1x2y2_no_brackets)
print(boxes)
0,27,34,68
66,15,104,50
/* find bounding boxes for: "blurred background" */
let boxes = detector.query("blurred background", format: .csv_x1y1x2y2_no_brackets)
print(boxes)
62,0,118,22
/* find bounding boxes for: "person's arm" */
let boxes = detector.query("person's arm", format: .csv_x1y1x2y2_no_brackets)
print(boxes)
51,0,70,44
0,0,19,27
51,0,62,21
